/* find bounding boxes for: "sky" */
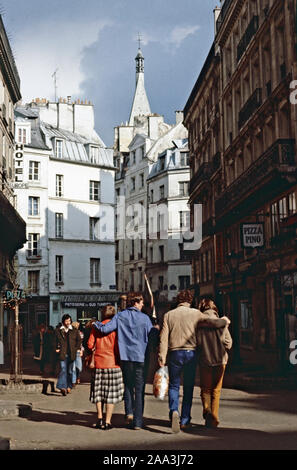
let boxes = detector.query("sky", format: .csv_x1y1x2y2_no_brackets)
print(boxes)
1,0,220,147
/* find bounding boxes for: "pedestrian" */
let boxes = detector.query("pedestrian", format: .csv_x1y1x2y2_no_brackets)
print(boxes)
197,298,232,428
158,289,230,433
88,305,124,430
43,326,56,376
55,314,82,396
83,319,96,355
93,292,156,430
71,321,84,385
32,324,46,375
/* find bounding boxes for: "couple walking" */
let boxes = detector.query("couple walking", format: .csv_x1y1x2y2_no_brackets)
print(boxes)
87,289,231,432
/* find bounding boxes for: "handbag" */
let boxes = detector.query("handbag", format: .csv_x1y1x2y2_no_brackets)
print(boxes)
84,348,96,369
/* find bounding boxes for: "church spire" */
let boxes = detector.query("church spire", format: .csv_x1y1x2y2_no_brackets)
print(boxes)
128,38,151,126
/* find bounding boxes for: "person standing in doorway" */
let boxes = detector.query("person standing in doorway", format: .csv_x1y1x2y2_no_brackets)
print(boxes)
55,314,82,396
158,289,230,433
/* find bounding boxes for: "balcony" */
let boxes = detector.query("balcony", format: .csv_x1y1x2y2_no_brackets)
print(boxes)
189,163,212,193
238,88,262,130
26,249,42,260
237,15,259,62
216,139,295,219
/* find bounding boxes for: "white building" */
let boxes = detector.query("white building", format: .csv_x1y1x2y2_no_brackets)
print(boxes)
114,47,191,311
14,98,117,340
146,139,192,306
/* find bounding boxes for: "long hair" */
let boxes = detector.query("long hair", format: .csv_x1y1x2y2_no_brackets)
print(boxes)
199,298,218,313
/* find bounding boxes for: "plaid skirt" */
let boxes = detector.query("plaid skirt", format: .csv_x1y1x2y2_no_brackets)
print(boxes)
90,368,124,404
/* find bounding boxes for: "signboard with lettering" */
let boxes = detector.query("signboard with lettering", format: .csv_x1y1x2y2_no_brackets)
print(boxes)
60,293,119,308
241,223,264,248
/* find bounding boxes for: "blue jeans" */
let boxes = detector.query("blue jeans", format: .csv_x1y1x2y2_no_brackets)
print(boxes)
71,352,82,384
57,356,74,390
121,361,145,428
168,350,197,426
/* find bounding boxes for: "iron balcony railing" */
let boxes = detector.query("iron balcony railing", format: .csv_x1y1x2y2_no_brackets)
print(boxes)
238,88,262,130
237,15,259,62
26,249,42,259
216,139,295,215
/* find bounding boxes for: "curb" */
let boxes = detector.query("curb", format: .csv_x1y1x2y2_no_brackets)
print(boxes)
0,437,10,450
0,400,32,419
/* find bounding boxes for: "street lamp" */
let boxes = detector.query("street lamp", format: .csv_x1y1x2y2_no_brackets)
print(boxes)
226,251,241,367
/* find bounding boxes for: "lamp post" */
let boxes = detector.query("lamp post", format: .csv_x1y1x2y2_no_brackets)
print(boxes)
226,251,241,366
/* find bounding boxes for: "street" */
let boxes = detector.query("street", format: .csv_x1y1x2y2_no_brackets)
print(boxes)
1,377,297,451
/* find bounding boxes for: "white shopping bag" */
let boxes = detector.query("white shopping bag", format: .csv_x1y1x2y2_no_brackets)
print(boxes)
153,366,169,400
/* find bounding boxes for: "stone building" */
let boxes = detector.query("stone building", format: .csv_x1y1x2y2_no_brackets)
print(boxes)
184,0,297,371
0,15,26,350
14,98,116,341
114,47,190,310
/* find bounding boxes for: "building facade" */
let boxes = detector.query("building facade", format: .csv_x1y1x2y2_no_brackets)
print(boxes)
184,0,297,371
146,140,192,311
114,48,190,312
14,98,117,341
0,15,26,352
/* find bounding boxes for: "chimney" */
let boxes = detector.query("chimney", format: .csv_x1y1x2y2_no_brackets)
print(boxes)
175,110,184,125
67,96,71,104
213,6,221,35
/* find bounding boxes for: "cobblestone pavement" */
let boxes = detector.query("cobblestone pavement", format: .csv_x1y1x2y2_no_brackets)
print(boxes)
1,376,297,451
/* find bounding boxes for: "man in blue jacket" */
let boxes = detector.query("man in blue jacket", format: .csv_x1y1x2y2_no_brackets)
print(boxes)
93,291,153,429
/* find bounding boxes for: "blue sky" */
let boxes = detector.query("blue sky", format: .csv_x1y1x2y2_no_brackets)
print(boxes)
1,0,220,146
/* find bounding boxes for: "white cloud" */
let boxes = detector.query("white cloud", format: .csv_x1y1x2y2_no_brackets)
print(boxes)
13,19,113,103
168,25,200,47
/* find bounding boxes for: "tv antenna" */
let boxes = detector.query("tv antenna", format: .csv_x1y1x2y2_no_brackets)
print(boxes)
52,68,58,102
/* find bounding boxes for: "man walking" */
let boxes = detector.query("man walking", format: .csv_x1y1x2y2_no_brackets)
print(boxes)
158,289,230,433
55,314,82,396
93,292,154,429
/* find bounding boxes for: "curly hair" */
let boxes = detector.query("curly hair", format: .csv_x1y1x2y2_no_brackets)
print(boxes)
126,291,144,308
176,289,194,304
199,298,218,313
102,304,116,319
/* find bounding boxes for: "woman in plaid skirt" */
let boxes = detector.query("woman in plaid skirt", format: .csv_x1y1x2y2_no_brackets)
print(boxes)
88,305,124,430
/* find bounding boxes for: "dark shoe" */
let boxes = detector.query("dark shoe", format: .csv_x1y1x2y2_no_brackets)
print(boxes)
125,415,133,428
103,423,113,430
76,378,80,384
95,419,104,429
61,388,67,396
205,413,216,428
180,422,192,431
171,411,180,434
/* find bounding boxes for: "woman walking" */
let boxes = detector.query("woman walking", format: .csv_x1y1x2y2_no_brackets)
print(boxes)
88,305,124,430
197,298,232,428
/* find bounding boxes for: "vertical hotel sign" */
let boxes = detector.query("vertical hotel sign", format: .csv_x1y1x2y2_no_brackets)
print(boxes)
14,142,24,182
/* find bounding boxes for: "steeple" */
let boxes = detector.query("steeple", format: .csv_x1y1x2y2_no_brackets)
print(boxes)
128,43,151,126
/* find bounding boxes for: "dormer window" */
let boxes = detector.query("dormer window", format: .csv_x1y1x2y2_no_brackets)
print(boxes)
160,156,165,171
18,127,28,144
55,139,63,158
90,146,99,163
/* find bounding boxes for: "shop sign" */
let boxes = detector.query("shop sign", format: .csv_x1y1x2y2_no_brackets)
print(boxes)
241,223,264,248
60,293,118,308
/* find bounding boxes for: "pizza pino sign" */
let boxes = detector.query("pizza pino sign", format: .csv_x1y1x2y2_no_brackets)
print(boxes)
241,223,264,248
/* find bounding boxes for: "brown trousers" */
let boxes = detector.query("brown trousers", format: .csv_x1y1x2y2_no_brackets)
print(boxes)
199,364,226,426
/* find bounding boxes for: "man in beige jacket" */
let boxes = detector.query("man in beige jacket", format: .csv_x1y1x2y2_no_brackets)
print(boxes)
158,289,230,433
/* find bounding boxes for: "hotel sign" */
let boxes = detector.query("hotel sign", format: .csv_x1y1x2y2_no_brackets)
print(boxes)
241,223,264,248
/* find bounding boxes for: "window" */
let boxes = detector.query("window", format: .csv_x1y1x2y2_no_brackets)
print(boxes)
90,146,99,163
138,267,143,291
129,268,134,290
141,146,145,159
271,192,296,237
89,217,100,240
150,189,154,203
55,139,63,158
159,245,164,262
55,256,63,283
18,128,27,145
130,239,135,260
29,161,39,181
179,211,190,228
55,213,63,238
150,246,153,263
178,275,190,290
140,173,144,187
90,258,101,284
131,151,136,165
181,152,189,166
179,181,189,196
28,196,39,216
89,180,100,201
56,175,63,197
160,156,165,170
28,270,39,293
160,185,165,199
28,233,40,256
240,301,253,346
115,240,119,261
131,177,135,192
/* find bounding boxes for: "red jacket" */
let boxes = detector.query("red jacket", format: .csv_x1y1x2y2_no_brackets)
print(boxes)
87,320,120,369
